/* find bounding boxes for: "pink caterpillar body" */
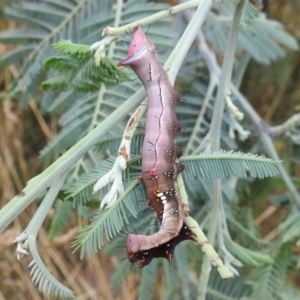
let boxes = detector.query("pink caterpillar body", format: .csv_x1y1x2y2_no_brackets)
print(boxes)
118,26,195,266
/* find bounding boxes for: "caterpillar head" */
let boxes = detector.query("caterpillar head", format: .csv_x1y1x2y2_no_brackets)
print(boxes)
118,25,155,67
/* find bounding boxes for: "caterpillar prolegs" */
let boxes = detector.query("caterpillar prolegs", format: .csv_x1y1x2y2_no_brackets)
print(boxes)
118,26,195,266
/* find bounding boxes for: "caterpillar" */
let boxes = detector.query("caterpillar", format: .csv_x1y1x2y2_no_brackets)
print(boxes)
118,26,195,266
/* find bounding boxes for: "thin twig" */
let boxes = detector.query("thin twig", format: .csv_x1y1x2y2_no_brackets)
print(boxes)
197,1,248,299
102,0,201,36
178,174,232,280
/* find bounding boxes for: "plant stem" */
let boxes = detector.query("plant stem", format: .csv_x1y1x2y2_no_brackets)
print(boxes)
14,172,69,249
166,0,212,84
107,0,123,58
102,0,203,36
178,174,232,280
90,0,124,130
197,180,222,300
200,1,247,151
231,85,300,208
197,1,248,299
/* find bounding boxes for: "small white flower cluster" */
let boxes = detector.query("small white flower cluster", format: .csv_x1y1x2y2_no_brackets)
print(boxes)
93,156,126,209
229,118,251,141
93,105,146,209
90,36,118,66
14,240,29,261
225,94,244,121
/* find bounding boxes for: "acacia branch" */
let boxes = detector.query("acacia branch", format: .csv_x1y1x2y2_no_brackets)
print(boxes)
102,0,202,36
196,2,248,299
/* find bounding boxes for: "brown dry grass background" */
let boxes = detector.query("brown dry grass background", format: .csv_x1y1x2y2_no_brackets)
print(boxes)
0,0,300,299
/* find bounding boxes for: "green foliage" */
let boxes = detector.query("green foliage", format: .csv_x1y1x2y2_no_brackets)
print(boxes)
250,244,292,300
280,210,300,243
224,234,273,265
51,41,92,56
109,259,132,288
48,200,73,242
66,150,278,265
204,2,298,65
137,261,158,300
42,41,130,92
64,157,116,206
28,239,74,298
182,150,279,179
1,0,300,299
206,269,252,300
72,179,144,258
95,132,145,154
162,258,179,299
0,0,118,102
173,244,193,300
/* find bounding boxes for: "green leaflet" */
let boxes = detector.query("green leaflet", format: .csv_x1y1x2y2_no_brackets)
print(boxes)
137,260,158,300
28,238,75,299
224,235,273,265
204,2,298,65
71,179,144,258
51,40,92,56
206,269,252,300
181,150,279,179
250,244,292,300
42,41,130,92
48,200,73,242
280,210,300,243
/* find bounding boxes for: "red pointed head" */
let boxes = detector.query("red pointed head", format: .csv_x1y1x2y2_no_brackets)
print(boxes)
117,25,154,67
